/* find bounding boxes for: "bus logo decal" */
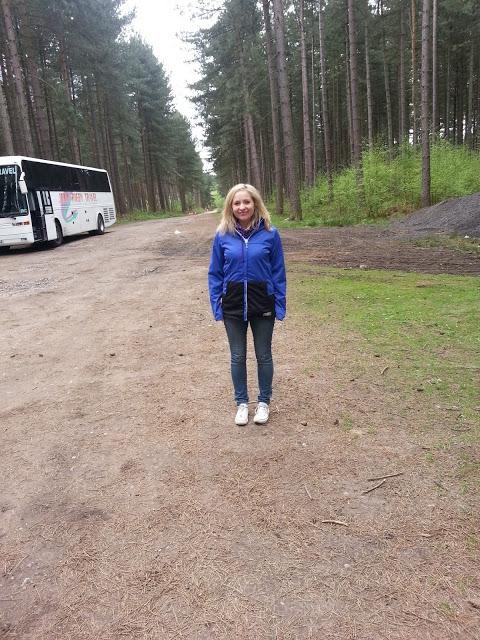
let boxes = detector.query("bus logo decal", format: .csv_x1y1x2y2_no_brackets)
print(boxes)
60,192,79,222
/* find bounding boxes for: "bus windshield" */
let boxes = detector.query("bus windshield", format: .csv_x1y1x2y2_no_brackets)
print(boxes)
0,165,28,217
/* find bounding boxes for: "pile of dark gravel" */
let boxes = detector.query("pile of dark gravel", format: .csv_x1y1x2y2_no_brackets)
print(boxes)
392,193,480,238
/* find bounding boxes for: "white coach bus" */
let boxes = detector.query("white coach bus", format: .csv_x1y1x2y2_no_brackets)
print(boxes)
0,156,116,249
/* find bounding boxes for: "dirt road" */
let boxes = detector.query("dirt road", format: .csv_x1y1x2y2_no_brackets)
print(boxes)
1,215,478,639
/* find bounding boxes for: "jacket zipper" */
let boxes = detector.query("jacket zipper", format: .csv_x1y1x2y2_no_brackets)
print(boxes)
243,236,248,321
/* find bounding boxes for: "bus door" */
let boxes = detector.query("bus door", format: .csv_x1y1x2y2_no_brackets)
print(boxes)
38,191,56,240
28,190,54,242
27,191,47,241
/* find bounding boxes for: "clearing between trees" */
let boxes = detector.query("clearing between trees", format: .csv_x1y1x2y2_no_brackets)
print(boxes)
1,212,479,639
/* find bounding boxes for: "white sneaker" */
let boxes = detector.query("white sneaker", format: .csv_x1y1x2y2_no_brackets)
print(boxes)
254,402,270,424
235,403,249,426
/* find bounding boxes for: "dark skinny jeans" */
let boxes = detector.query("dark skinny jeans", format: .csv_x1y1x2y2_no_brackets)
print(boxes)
223,316,275,405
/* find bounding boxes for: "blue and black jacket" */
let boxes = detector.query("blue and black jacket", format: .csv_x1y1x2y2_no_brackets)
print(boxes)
208,219,286,321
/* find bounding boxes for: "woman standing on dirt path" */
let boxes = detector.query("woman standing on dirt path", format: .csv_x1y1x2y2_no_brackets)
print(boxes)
208,183,286,426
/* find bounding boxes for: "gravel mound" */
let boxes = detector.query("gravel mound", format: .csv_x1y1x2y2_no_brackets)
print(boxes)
392,193,480,237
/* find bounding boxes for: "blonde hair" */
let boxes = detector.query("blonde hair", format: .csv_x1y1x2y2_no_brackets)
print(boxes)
217,183,272,234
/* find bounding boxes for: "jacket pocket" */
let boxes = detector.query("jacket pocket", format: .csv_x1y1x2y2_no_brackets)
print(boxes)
247,281,275,318
221,281,244,318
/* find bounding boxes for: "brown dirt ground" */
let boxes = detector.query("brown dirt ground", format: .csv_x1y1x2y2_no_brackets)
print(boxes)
1,214,479,640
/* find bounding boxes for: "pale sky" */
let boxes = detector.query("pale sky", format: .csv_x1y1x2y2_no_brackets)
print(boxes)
123,0,212,165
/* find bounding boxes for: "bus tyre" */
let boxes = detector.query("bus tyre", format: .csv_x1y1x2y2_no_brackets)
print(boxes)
90,214,105,236
49,220,63,248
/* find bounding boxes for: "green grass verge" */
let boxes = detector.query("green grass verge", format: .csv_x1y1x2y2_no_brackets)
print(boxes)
116,210,188,224
414,235,480,256
290,266,480,421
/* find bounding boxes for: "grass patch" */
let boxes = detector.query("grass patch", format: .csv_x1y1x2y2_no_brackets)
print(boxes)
290,266,480,421
117,209,188,224
414,235,480,256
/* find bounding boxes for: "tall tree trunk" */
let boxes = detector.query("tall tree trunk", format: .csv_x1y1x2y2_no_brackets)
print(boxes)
382,28,393,155
465,41,474,149
104,100,125,214
86,76,102,165
239,47,262,189
420,0,431,207
410,0,418,144
431,0,438,136
259,129,266,195
474,56,479,150
319,0,333,200
95,78,108,167
156,163,166,211
454,68,463,145
262,0,284,214
40,48,59,157
272,0,302,219
452,75,457,144
246,111,262,189
121,135,134,211
444,42,450,140
1,0,34,155
347,0,364,207
333,73,340,168
365,22,374,150
243,117,251,183
178,177,187,213
59,40,81,164
0,53,21,149
141,124,155,212
311,35,317,177
0,78,14,154
297,0,313,186
17,0,52,158
399,5,407,142
345,44,354,164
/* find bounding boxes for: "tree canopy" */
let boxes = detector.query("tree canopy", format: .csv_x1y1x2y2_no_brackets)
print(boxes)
0,0,211,213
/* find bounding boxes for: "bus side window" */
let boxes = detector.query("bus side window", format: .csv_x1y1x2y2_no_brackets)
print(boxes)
71,168,81,191
80,168,92,191
40,191,52,211
27,191,38,212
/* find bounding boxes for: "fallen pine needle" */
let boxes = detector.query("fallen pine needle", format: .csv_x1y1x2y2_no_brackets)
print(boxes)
321,519,348,526
402,609,437,624
362,478,386,495
381,366,389,375
367,471,404,482
304,485,313,500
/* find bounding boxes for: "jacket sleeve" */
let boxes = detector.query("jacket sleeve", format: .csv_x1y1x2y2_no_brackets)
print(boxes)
208,233,224,320
271,229,286,320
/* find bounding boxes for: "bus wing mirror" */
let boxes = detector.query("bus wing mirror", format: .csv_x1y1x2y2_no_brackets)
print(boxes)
18,172,28,195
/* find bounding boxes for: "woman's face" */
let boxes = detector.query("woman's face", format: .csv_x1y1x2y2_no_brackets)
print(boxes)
232,190,255,228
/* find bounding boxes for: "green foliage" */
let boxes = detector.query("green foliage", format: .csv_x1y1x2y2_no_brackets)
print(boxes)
270,143,480,227
211,189,224,210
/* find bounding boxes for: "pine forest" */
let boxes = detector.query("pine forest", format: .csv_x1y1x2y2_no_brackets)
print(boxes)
0,0,211,215
1,0,479,220
191,0,480,220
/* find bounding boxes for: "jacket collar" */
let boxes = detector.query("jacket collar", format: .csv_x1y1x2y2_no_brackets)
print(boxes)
234,218,264,239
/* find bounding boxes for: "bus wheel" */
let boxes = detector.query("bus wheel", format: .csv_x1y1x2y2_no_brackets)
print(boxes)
49,220,64,248
90,214,105,236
